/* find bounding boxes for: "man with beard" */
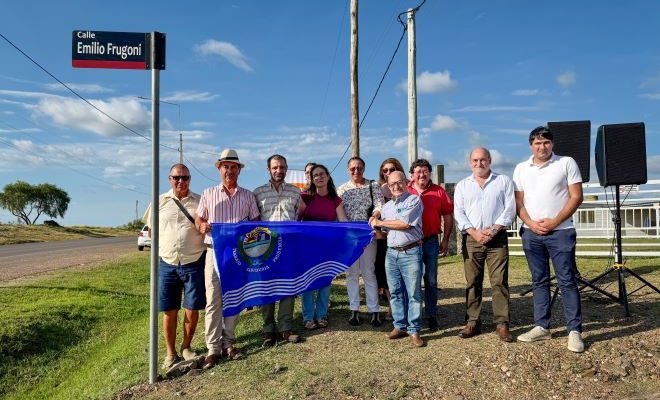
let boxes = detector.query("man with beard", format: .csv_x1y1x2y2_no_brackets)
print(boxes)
253,154,304,347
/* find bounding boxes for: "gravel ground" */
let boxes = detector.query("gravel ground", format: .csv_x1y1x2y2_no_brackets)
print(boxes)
115,257,659,400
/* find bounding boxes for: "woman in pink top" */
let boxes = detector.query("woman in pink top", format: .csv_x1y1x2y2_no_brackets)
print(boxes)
300,164,347,329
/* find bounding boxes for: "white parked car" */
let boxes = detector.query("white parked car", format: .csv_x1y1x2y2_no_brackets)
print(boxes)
138,225,151,251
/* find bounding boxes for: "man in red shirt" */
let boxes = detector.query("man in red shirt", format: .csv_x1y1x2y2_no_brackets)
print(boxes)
407,159,454,331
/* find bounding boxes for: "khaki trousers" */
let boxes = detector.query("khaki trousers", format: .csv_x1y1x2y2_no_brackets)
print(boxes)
204,248,238,355
461,232,510,325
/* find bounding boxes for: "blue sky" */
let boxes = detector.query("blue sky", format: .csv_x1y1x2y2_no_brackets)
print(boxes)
1,1,659,226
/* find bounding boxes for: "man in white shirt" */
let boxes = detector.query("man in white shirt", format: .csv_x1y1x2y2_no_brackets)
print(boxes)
454,147,516,342
512,126,585,353
143,164,206,370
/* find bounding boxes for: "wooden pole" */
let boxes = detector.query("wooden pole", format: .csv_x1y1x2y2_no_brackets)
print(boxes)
407,8,417,166
350,0,359,157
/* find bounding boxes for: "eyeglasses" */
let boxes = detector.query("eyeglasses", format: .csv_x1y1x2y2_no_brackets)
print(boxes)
349,167,363,172
387,180,405,188
313,172,327,179
170,175,190,181
382,167,397,174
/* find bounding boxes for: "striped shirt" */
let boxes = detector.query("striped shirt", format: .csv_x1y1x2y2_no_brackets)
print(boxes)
253,181,302,222
197,184,260,244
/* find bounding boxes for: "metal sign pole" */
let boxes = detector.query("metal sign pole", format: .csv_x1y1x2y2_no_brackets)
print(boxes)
148,31,160,384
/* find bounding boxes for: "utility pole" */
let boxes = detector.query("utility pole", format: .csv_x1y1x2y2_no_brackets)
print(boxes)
407,7,418,167
179,132,183,164
350,0,359,157
135,200,138,221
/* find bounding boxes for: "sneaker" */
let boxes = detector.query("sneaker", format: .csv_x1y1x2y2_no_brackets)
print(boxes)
181,347,197,361
162,354,181,370
371,312,382,327
348,311,360,326
567,331,585,353
517,326,552,342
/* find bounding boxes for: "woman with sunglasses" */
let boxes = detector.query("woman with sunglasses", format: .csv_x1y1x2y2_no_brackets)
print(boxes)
375,158,406,319
300,164,348,330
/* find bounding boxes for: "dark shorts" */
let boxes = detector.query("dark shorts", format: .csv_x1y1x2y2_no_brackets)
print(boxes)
158,251,206,312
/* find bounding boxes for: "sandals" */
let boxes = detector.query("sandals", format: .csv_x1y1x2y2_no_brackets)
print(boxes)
223,346,245,360
304,320,318,330
317,317,329,329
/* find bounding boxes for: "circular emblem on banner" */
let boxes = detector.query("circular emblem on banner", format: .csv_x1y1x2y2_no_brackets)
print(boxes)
238,227,277,267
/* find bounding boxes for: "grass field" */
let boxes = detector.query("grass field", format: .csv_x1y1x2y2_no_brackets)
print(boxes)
0,224,136,245
0,253,658,400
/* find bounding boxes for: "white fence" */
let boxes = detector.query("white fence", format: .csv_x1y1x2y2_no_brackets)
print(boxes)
508,179,660,257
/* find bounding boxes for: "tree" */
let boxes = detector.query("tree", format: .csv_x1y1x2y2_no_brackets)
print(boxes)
0,181,71,225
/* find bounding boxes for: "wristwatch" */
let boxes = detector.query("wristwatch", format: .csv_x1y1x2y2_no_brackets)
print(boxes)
490,227,498,236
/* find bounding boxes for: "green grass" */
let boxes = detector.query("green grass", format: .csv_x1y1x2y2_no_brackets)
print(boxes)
0,224,135,245
0,254,658,399
0,254,151,399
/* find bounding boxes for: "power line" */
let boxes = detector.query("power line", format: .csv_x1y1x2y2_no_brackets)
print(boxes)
317,0,350,125
184,155,216,184
0,135,150,196
331,0,428,173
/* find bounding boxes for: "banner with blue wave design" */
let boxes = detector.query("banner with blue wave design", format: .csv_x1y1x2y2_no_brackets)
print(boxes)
210,221,374,317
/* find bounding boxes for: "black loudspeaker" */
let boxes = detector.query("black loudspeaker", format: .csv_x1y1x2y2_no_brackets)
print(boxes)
595,123,647,187
547,120,591,182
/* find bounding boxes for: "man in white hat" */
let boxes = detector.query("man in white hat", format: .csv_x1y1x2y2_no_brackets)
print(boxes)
196,149,260,369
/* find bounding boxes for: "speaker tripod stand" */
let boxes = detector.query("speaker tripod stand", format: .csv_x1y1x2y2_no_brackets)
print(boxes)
580,185,659,316
521,185,660,316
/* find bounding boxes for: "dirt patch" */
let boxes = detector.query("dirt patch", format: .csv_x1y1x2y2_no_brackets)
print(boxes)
114,256,659,400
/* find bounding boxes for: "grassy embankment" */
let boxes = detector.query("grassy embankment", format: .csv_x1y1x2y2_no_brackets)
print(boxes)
0,253,658,399
0,224,135,245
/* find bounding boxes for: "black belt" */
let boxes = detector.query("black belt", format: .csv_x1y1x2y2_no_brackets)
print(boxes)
206,244,213,248
390,240,422,252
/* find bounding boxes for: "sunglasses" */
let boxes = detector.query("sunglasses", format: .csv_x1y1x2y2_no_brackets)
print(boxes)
170,175,190,181
382,167,397,174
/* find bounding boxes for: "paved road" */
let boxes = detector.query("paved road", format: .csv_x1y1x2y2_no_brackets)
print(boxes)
0,236,141,282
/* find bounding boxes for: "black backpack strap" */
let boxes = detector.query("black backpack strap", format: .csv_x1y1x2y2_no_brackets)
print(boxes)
171,198,195,224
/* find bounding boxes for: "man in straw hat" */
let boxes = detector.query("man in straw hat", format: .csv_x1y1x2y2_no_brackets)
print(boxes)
196,149,260,369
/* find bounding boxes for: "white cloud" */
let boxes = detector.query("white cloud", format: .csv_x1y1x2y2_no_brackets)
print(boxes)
512,89,539,96
452,105,542,112
640,92,660,100
557,71,576,88
429,115,460,131
398,70,457,94
190,121,216,128
162,90,219,103
44,83,114,94
194,39,254,72
34,96,151,137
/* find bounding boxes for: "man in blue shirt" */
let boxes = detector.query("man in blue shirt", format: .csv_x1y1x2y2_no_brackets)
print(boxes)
454,147,516,342
369,171,425,348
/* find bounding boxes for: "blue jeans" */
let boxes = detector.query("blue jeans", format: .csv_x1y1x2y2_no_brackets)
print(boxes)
386,246,423,334
301,285,331,321
422,236,440,318
521,228,582,333
158,252,206,311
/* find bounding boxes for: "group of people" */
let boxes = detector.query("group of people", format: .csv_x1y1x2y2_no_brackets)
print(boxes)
145,125,586,372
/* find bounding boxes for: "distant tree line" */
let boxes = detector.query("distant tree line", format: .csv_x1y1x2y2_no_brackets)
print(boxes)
0,181,70,225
